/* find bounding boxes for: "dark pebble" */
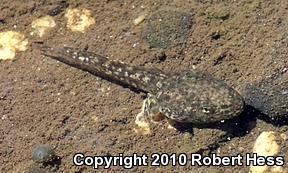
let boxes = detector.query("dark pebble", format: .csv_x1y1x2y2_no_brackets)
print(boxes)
48,0,69,16
144,9,193,49
32,145,56,163
243,71,288,121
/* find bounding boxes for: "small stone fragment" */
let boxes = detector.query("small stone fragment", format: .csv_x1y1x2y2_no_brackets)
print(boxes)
0,31,28,60
32,145,56,163
65,8,95,33
133,14,147,25
250,131,282,173
31,15,56,37
253,131,280,156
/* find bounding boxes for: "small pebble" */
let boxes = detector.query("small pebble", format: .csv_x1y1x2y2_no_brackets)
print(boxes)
133,14,147,25
250,131,282,173
32,145,56,163
253,131,280,157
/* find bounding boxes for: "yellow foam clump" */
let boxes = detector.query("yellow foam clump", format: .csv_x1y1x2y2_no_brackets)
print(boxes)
65,8,95,33
0,31,28,60
31,15,56,37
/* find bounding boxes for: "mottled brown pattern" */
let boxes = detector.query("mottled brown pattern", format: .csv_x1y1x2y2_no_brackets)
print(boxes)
40,46,167,93
40,46,244,124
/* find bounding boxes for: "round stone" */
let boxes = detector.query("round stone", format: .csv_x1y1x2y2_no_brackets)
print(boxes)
144,9,193,49
32,145,56,163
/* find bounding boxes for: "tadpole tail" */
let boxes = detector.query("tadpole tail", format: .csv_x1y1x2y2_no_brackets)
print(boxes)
39,45,167,93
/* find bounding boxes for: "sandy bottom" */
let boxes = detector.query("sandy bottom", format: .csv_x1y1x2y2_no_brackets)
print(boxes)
0,0,287,172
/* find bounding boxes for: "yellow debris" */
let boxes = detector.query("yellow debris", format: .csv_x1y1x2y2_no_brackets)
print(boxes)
31,15,56,37
253,132,280,157
134,120,151,135
250,131,282,173
0,47,16,60
133,14,147,25
65,8,95,33
134,101,151,135
271,166,284,173
0,31,28,60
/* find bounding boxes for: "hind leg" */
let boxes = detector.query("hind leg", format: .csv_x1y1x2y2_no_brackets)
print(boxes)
134,94,164,134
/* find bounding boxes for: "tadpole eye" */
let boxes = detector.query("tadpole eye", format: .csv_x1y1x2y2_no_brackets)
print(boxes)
201,107,210,114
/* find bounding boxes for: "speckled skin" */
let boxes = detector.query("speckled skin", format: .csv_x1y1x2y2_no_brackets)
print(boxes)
40,46,244,124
